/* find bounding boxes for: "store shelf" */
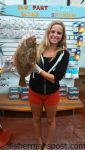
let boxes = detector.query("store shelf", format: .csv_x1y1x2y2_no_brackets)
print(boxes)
0,94,84,112
79,68,85,76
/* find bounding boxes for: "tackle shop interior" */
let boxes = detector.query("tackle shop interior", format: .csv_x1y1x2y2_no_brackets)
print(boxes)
0,0,85,149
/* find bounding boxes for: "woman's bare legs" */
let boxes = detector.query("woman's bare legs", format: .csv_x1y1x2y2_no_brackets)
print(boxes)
44,104,57,150
30,103,57,150
30,103,43,145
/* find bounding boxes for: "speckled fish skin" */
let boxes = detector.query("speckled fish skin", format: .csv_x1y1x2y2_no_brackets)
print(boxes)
14,36,37,86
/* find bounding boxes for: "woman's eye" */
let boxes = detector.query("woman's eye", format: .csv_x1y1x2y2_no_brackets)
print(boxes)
57,32,62,35
50,30,55,34
50,30,62,35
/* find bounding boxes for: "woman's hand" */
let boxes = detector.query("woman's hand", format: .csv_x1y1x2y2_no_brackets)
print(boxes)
34,64,55,83
34,64,42,74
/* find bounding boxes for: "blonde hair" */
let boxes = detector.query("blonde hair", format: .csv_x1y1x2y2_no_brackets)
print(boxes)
37,20,67,61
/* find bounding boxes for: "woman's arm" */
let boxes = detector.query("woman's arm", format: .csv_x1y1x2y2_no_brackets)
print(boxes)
35,50,69,83
40,70,55,83
54,50,69,82
35,64,55,83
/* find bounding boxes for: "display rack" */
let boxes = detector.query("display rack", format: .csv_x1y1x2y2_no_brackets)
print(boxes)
0,18,84,92
0,5,85,112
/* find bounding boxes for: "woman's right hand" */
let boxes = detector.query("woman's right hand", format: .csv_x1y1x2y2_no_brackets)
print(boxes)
34,64,42,74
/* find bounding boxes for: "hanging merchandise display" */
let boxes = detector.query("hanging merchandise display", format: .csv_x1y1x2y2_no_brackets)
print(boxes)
0,2,85,101
73,22,79,34
65,68,72,78
71,68,79,78
75,49,81,60
77,35,83,46
78,22,85,33
69,56,76,67
73,22,85,34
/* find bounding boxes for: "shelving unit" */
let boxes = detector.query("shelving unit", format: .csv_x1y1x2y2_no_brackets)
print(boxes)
0,18,84,93
0,6,85,114
75,68,85,91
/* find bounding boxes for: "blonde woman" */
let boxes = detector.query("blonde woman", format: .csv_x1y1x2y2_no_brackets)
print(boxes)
29,20,69,150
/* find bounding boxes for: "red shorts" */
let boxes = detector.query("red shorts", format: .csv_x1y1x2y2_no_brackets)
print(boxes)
29,88,60,106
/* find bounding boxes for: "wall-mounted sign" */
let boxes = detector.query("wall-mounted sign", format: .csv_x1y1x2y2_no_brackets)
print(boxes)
0,5,85,18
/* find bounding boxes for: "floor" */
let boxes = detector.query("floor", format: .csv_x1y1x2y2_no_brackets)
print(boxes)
0,91,85,150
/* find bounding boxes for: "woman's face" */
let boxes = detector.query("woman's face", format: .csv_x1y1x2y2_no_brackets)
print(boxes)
48,24,63,46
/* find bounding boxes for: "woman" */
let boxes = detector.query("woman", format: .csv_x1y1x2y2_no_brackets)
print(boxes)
29,20,69,150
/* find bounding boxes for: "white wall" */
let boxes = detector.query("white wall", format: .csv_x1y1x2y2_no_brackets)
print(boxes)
79,33,85,68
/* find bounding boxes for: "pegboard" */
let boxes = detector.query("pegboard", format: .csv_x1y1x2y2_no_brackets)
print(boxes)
0,5,85,93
